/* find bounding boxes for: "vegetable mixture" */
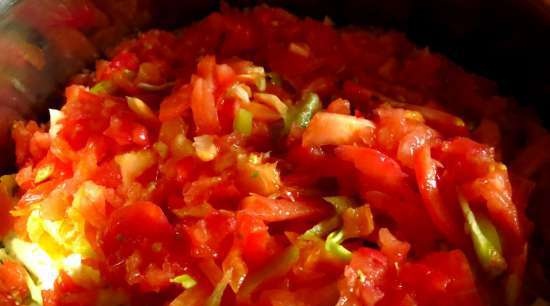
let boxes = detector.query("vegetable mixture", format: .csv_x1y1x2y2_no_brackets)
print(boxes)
0,5,543,306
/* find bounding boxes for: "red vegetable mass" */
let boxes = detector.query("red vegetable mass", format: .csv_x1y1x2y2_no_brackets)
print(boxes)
0,5,538,306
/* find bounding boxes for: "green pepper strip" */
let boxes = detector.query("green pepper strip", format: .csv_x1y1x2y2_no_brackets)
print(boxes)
294,92,321,129
459,193,506,277
205,269,232,306
325,230,352,261
237,246,299,303
90,80,116,94
234,108,253,136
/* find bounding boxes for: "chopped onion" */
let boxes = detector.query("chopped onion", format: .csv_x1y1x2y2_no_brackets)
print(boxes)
254,93,288,116
48,109,65,138
227,83,251,104
127,96,157,121
115,150,156,186
193,135,219,162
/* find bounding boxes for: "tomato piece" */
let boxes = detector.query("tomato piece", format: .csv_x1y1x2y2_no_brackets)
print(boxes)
215,64,237,89
236,212,275,268
400,250,483,306
336,145,411,195
184,210,236,259
341,205,375,239
363,191,438,252
102,201,173,257
414,145,465,247
471,166,523,254
374,106,426,156
338,248,388,306
436,137,495,183
43,271,98,306
378,228,410,264
397,125,439,169
191,77,221,135
65,85,103,106
396,102,469,137
91,159,122,188
0,260,29,306
159,84,192,122
241,194,330,223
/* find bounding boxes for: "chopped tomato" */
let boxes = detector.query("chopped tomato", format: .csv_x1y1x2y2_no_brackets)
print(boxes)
159,85,192,122
336,145,411,195
101,201,174,271
191,77,221,135
400,250,483,306
4,5,533,306
0,260,29,306
241,194,330,223
414,145,465,247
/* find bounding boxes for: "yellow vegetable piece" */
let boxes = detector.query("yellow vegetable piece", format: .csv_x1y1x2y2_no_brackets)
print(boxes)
115,150,156,186
193,135,219,162
35,164,54,184
127,96,157,121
